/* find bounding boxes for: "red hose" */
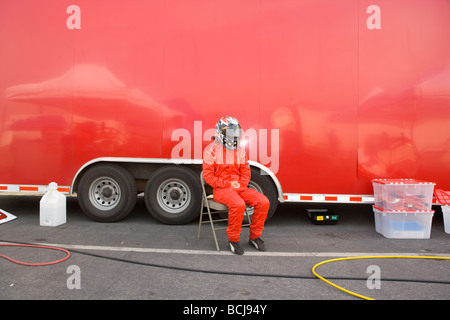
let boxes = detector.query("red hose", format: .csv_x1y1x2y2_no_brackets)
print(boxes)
0,243,70,266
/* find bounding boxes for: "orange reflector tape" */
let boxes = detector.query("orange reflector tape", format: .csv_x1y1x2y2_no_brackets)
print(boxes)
0,184,70,194
19,186,39,192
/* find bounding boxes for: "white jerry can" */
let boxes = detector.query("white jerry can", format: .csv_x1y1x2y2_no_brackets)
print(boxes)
40,182,67,227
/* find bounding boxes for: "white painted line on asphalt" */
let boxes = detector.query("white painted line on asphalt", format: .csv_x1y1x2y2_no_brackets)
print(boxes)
30,242,450,258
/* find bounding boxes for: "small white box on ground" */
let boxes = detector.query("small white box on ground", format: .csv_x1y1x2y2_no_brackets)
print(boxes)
373,206,434,239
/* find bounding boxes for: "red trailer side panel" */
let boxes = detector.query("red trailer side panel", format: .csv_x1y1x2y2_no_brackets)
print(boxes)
0,0,449,198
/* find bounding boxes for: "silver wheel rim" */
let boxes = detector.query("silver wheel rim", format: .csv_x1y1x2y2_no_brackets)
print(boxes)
89,177,121,211
156,178,191,214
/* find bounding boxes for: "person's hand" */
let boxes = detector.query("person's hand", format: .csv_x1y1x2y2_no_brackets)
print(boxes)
230,181,240,188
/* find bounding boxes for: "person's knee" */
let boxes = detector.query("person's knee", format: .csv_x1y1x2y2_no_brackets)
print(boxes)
229,199,246,214
259,196,270,212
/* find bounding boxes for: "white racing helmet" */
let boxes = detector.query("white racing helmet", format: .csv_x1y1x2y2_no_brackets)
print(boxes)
215,116,242,150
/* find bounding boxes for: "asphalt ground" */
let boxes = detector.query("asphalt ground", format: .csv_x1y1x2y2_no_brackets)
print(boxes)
1,194,450,308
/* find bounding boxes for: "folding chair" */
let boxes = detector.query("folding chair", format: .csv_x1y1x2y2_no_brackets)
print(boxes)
197,171,251,250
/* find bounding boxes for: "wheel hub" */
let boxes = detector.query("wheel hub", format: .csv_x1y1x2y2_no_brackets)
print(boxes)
169,188,182,202
158,179,191,213
89,178,121,210
99,185,115,200
164,184,185,206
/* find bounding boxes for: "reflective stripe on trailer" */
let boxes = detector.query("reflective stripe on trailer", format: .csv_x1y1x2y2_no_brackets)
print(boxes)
283,193,374,203
0,184,70,194
283,193,439,204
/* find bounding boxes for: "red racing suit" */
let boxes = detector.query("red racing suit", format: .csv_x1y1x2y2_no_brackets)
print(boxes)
202,141,270,242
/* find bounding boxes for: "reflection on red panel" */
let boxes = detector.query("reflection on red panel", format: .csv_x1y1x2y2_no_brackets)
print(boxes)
358,0,450,192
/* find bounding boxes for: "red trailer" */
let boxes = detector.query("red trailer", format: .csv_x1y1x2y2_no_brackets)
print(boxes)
1,0,449,224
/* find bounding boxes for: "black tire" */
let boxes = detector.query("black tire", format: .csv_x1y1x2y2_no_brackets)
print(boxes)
144,166,202,225
247,167,279,221
77,164,137,222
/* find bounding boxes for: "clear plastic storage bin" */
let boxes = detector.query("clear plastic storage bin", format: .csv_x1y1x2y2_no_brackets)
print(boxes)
372,179,435,211
373,206,434,239
434,189,450,234
442,206,450,234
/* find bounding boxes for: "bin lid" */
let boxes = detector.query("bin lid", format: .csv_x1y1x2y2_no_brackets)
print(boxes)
372,178,436,185
434,189,450,205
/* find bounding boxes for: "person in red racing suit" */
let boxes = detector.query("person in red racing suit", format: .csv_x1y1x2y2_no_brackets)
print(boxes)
203,116,270,255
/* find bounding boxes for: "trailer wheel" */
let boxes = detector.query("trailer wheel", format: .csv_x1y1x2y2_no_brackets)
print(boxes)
246,167,279,221
145,166,202,225
77,164,137,222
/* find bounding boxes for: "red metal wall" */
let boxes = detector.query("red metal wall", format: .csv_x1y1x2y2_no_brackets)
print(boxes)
1,0,449,195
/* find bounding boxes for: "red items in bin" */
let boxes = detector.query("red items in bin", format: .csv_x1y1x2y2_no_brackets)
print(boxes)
372,179,435,211
435,189,450,234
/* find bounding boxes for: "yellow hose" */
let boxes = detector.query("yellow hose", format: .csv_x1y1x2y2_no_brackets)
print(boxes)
312,255,450,300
